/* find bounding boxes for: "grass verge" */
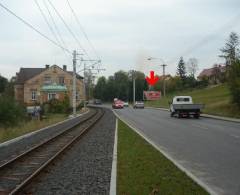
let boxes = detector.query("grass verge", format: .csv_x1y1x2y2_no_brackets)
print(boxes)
117,119,208,195
145,84,240,118
0,114,67,143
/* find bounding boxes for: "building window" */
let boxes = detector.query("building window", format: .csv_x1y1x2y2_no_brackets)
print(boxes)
44,76,52,85
59,77,65,85
32,91,37,100
48,93,56,100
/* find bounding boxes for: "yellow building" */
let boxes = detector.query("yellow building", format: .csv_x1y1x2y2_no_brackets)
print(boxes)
14,65,84,106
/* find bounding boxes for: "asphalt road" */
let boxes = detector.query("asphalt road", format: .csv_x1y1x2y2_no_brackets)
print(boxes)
114,107,240,195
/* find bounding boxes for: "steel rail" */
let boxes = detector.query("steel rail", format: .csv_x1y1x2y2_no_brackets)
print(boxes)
0,108,104,195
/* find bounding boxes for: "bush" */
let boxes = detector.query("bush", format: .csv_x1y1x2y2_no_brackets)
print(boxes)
228,60,240,107
42,94,70,114
0,96,25,127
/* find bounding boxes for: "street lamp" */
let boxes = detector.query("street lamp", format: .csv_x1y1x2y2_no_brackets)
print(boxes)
131,70,136,106
147,57,167,97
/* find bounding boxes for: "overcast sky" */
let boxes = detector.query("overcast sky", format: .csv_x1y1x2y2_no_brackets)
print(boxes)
0,0,240,79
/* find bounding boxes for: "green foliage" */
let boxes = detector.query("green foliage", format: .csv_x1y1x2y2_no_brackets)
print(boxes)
0,95,25,127
228,60,240,107
0,75,8,94
43,94,70,114
220,32,240,65
93,70,148,102
118,120,208,195
176,57,186,80
93,76,107,100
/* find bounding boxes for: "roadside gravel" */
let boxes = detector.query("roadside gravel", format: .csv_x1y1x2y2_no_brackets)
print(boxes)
0,109,95,166
24,108,116,195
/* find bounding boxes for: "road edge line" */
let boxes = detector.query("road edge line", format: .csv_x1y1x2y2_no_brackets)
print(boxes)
110,118,118,195
0,109,90,148
112,110,218,195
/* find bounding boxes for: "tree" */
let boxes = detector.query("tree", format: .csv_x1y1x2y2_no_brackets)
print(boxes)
228,60,240,107
114,71,129,100
0,95,25,127
93,76,107,101
128,71,147,101
187,58,198,78
220,32,240,65
176,57,186,80
0,75,8,94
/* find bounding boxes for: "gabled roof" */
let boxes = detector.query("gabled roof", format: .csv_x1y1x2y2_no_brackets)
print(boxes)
15,65,83,84
16,68,45,84
198,65,226,78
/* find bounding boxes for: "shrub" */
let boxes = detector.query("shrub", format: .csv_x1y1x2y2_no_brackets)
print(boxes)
42,94,71,114
228,60,240,107
0,96,25,127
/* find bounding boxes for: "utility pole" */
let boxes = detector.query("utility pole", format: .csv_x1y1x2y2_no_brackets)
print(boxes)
148,57,167,97
132,70,136,106
72,50,77,116
161,64,167,97
83,62,87,109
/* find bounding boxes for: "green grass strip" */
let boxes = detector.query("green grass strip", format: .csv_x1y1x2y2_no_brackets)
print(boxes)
117,119,209,195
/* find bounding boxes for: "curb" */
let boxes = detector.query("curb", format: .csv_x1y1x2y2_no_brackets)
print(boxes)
109,118,118,195
201,114,240,123
145,106,240,123
0,109,90,148
112,109,218,195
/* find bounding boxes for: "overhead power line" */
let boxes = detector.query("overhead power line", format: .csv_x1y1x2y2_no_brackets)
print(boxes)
43,0,69,52
47,0,91,60
0,2,71,54
66,0,100,60
170,12,240,64
34,0,63,50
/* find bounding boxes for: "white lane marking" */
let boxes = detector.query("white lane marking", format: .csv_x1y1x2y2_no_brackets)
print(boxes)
110,118,118,195
112,109,219,195
192,124,209,130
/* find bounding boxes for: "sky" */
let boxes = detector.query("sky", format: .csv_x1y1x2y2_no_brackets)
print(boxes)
0,0,240,80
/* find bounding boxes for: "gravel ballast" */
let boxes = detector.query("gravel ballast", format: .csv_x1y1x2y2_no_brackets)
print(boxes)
24,108,116,194
0,109,95,166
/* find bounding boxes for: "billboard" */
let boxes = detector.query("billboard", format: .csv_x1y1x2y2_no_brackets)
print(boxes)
143,91,161,100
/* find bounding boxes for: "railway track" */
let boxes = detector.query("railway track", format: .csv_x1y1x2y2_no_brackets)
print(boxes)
0,108,104,195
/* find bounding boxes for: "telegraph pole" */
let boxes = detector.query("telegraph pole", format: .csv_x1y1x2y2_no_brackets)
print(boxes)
133,70,136,106
161,64,167,97
83,62,87,109
72,50,77,116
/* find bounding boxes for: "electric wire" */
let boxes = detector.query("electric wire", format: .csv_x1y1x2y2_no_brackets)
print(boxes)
170,12,240,64
0,2,71,54
43,0,69,52
66,0,100,61
34,0,69,59
47,0,91,60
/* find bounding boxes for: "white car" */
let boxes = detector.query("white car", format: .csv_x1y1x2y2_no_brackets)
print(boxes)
123,102,129,107
133,101,144,109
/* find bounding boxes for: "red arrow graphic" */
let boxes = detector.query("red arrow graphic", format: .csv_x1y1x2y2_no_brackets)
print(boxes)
146,71,159,86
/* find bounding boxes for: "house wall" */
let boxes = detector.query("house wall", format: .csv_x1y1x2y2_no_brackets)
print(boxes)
23,65,84,106
14,84,24,103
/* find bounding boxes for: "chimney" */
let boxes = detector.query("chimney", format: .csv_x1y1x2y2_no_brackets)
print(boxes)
45,64,50,69
63,65,67,71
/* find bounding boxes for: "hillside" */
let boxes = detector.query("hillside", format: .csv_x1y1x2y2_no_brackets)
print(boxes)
145,84,240,118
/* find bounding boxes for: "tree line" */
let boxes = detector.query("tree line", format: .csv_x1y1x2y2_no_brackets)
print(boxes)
94,32,240,108
93,70,148,102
